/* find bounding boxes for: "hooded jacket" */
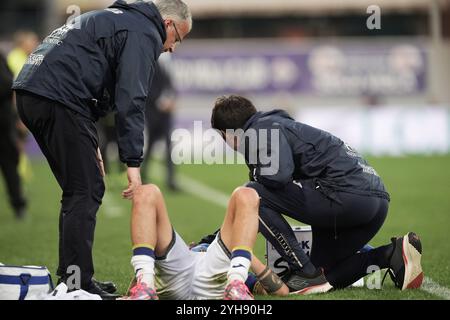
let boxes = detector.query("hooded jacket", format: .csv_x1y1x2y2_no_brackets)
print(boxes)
239,110,390,200
12,0,166,167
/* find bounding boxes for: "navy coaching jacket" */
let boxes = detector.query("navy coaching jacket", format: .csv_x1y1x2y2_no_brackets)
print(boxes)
12,0,166,167
239,110,390,201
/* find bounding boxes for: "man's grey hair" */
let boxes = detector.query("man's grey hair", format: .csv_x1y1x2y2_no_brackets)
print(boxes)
153,0,192,30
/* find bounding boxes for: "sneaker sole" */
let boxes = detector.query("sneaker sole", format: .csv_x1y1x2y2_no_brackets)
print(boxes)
401,232,423,290
117,296,158,300
224,296,254,300
290,282,333,295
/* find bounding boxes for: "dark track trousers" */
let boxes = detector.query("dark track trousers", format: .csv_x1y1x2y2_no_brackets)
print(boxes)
0,118,26,214
141,112,174,186
247,180,392,288
16,91,105,289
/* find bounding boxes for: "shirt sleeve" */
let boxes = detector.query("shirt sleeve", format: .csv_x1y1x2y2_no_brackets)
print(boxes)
114,31,155,167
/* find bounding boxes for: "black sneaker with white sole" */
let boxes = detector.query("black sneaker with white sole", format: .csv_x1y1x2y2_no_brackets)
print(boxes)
387,232,423,290
85,281,121,300
284,268,333,295
92,278,117,294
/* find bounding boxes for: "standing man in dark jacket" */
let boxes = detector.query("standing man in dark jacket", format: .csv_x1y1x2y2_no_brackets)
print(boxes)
211,95,423,294
0,53,27,219
12,0,192,299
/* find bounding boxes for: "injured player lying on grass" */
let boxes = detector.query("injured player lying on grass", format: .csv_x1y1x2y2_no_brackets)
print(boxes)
119,184,290,300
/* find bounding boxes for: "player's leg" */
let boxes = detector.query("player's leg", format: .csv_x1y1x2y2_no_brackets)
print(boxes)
250,255,290,296
219,187,259,299
220,186,259,253
131,184,173,255
127,184,173,299
246,180,332,295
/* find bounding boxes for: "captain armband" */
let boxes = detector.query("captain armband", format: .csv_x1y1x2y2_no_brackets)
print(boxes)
256,266,284,294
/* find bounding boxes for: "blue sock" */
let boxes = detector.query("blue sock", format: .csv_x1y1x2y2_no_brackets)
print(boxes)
228,247,252,283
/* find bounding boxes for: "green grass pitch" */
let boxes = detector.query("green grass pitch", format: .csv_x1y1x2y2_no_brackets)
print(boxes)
1,155,449,299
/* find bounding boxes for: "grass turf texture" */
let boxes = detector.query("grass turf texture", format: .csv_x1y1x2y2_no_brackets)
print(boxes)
1,155,449,299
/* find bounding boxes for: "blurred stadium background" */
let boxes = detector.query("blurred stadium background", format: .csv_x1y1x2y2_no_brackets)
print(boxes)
0,0,449,299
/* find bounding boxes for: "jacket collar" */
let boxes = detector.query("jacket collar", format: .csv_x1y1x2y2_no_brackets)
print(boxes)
242,109,293,131
109,0,167,44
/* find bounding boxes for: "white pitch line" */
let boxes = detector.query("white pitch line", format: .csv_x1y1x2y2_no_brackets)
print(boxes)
176,171,450,300
422,277,450,300
101,162,231,218
177,174,230,208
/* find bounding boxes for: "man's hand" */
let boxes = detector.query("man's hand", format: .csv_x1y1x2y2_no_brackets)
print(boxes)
157,96,176,113
122,167,142,200
97,147,106,177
